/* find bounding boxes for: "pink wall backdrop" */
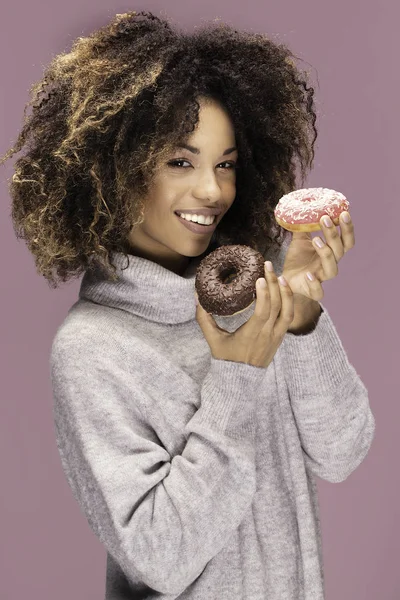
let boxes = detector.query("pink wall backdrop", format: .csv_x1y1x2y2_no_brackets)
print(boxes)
0,1,398,599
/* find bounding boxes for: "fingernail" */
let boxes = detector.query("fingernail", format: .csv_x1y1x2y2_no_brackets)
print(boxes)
342,212,351,223
265,261,274,272
194,293,199,305
314,237,324,248
257,277,267,288
278,275,287,286
323,216,332,227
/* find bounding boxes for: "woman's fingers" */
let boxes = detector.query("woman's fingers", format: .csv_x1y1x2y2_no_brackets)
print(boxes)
318,215,344,263
253,274,271,324
264,261,281,321
339,211,355,253
312,235,338,280
303,271,325,301
251,261,293,333
262,261,294,329
274,274,294,332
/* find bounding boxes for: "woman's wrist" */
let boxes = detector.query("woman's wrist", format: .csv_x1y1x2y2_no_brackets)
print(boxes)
287,296,322,335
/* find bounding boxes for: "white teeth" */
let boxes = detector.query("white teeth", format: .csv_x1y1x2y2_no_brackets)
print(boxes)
177,212,216,225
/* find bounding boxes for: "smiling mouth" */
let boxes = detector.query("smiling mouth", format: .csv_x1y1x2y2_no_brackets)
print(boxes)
175,214,216,225
175,212,218,233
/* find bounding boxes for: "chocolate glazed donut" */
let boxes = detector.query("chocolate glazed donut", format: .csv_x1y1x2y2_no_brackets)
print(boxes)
195,245,266,317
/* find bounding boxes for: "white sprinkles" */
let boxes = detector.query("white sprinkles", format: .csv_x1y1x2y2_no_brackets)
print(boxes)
274,187,349,224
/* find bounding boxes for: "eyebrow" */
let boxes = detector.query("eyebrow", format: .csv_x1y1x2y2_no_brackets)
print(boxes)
177,143,238,156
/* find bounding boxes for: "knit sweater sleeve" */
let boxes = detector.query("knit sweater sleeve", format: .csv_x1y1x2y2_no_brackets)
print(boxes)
279,302,376,483
50,327,265,596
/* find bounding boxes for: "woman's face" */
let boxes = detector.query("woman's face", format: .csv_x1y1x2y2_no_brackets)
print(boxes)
126,97,238,275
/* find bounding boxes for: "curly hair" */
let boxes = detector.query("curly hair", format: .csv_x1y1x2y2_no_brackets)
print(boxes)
0,10,318,288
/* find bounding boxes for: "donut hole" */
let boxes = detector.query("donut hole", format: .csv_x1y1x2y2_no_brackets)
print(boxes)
219,266,239,285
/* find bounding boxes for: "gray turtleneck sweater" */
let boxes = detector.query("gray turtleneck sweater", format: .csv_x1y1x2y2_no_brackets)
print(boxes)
49,243,375,600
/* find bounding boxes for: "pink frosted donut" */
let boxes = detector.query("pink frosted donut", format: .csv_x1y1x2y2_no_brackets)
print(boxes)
274,187,349,232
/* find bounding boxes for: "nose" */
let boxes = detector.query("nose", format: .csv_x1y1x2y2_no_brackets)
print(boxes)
191,169,223,203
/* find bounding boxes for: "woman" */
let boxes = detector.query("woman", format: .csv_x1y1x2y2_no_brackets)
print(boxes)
1,11,375,599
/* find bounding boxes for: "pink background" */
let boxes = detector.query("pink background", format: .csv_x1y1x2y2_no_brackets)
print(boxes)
0,2,397,599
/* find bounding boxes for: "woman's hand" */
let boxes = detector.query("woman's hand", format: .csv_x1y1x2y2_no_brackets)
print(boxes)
195,261,295,369
281,211,354,302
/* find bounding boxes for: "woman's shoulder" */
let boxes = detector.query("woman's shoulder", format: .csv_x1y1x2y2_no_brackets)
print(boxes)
50,298,142,364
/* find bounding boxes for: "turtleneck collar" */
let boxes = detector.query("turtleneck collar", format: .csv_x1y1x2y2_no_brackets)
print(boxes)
79,251,203,324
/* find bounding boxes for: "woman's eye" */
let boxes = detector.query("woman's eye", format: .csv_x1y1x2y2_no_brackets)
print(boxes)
167,160,237,170
168,159,191,168
219,162,237,170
